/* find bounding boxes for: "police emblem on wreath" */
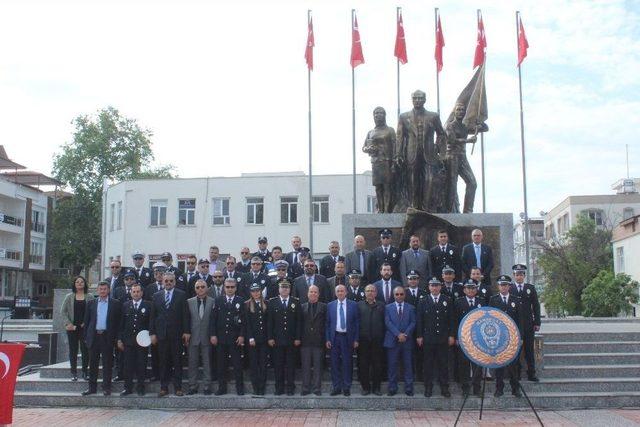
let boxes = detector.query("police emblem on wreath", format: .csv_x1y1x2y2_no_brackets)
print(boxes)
458,307,521,369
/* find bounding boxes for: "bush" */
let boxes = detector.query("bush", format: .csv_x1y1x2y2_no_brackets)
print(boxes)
581,270,639,317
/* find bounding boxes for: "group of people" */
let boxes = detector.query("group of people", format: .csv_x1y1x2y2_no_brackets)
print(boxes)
61,228,540,399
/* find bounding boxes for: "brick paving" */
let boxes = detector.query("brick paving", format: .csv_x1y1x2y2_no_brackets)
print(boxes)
9,408,640,426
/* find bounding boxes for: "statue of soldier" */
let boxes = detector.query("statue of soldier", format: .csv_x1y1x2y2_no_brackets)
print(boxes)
396,90,446,211
444,102,488,213
363,107,396,213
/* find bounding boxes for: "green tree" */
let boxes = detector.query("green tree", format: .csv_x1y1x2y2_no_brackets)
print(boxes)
51,107,174,277
539,213,613,316
582,270,639,317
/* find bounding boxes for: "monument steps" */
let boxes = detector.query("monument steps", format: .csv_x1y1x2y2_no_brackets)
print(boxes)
543,341,640,354
544,353,640,365
541,332,640,342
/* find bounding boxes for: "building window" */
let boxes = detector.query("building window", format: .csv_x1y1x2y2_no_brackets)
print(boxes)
367,195,378,213
623,207,634,220
37,283,48,296
117,201,122,230
178,199,196,225
30,240,44,264
109,203,115,231
31,210,45,233
616,247,625,272
280,196,298,224
213,198,230,225
150,199,167,227
584,209,603,226
246,197,264,225
313,196,329,223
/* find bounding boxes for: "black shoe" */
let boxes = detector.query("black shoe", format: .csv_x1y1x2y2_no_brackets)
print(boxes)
158,390,168,397
83,373,89,381
343,389,351,396
405,390,414,396
373,389,382,396
186,389,198,395
361,389,370,396
274,390,284,396
494,389,503,397
441,389,451,398
462,388,470,397
215,388,227,396
71,375,78,382
237,388,245,396
103,389,111,396
528,375,539,382
137,388,145,396
286,390,295,396
203,388,212,396
120,390,133,396
81,389,96,396
485,376,493,381
330,389,342,396
423,389,432,397
473,387,481,397
314,391,322,396
113,376,124,382
387,390,396,396
301,391,310,396
512,389,522,397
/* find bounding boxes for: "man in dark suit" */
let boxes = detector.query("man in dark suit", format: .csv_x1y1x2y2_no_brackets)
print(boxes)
241,257,270,298
187,258,215,298
344,235,375,284
144,263,166,301
461,229,494,287
294,259,330,303
319,241,344,278
430,229,462,282
82,281,122,396
181,255,199,293
416,278,455,398
371,228,402,281
267,280,302,395
131,251,153,287
400,235,431,288
288,247,310,280
222,256,242,282
253,236,273,267
285,235,303,267
357,284,386,396
105,260,125,293
236,247,252,273
117,283,150,396
374,263,402,305
454,280,484,396
112,271,137,381
327,261,348,301
209,277,245,395
300,285,327,396
384,285,416,396
149,271,187,397
510,264,541,382
326,284,360,396
490,275,524,397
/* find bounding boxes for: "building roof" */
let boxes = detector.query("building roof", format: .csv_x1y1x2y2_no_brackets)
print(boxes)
546,193,640,220
0,146,26,170
612,214,640,243
0,170,63,186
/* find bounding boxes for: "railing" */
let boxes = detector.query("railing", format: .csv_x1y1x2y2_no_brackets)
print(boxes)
31,222,45,233
0,248,22,261
0,213,23,227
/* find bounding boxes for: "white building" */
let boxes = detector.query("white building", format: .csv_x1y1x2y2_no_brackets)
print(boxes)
513,217,544,287
611,214,640,317
101,172,375,276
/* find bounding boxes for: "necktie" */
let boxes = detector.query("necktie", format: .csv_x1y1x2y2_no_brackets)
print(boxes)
384,247,388,256
398,303,403,318
441,246,446,253
165,291,171,308
412,289,416,297
126,287,131,295
359,251,365,273
134,302,139,311
138,268,142,277
469,299,474,307
474,245,482,268
339,302,345,330
414,250,419,259
518,285,523,293
282,299,287,309
434,296,438,305
307,276,311,287
334,256,337,263
385,282,390,302
198,299,204,319
503,296,508,304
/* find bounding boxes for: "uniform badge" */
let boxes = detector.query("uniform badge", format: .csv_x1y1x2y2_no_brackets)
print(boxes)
261,280,265,285
511,302,516,308
141,308,146,313
237,277,242,282
291,303,295,309
449,250,453,255
235,303,240,309
392,253,396,258
482,289,487,294
443,301,447,306
526,289,531,295
454,292,459,298
360,291,364,297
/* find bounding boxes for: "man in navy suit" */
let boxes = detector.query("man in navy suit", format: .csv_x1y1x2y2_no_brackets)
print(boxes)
325,284,360,396
461,229,494,287
384,285,416,396
374,263,402,305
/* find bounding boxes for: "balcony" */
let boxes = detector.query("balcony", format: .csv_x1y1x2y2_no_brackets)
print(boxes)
31,222,45,233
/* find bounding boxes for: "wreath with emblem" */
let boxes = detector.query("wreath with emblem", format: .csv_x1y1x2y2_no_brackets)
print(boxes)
460,309,521,367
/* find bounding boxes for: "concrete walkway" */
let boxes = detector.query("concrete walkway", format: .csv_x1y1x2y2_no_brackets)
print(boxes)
9,407,640,426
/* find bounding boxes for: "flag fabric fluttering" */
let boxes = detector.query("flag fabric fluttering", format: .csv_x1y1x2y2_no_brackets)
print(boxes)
351,15,365,68
394,11,408,64
517,17,529,66
435,14,445,72
473,14,486,68
305,17,315,71
445,64,488,133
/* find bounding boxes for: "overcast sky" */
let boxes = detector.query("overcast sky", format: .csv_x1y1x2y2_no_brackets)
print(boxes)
0,0,638,217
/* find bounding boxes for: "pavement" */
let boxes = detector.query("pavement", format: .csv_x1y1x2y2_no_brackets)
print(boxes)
8,408,640,426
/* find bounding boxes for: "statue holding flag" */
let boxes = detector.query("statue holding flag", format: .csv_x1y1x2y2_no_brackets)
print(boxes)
363,107,397,213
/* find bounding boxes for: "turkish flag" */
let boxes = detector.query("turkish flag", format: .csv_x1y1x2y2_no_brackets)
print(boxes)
473,14,486,68
434,14,445,72
394,11,407,64
350,14,365,68
517,18,529,66
305,17,315,71
0,343,26,425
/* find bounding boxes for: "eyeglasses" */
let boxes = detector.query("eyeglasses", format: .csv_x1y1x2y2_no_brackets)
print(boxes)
195,285,206,289
394,293,404,296
226,262,235,265
110,266,120,269
277,268,287,271
225,286,236,289
251,262,262,265
133,257,143,260
186,262,196,265
241,251,249,255
382,236,391,239
213,276,223,279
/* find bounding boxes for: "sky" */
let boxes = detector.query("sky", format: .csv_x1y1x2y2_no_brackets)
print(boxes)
0,0,639,218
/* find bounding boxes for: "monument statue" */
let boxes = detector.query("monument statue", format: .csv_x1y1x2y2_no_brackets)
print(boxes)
396,90,447,212
362,107,396,213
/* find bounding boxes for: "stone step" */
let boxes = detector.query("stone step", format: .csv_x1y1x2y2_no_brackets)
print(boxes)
14,390,640,410
526,378,640,393
542,364,640,379
543,341,640,354
544,353,640,366
543,332,640,343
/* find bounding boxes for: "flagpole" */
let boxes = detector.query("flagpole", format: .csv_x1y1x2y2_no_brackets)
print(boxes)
307,10,314,254
478,9,487,213
352,9,357,214
435,7,440,115
516,10,530,269
397,6,401,118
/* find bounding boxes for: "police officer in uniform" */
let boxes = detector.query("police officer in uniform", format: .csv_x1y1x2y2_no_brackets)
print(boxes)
441,265,464,301
405,270,426,307
131,251,153,287
245,283,269,395
161,252,186,290
113,271,137,381
253,236,273,268
210,277,246,395
416,277,455,398
454,280,484,396
117,283,150,396
289,247,311,280
266,260,291,300
346,269,366,302
371,229,402,281
470,267,491,304
510,264,541,382
490,275,524,397
429,229,462,282
267,280,302,395
241,257,270,298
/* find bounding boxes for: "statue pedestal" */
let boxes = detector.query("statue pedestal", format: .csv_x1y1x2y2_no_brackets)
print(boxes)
341,211,513,280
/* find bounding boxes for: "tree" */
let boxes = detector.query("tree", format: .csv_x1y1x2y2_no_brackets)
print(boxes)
51,107,174,277
538,213,613,316
582,270,639,317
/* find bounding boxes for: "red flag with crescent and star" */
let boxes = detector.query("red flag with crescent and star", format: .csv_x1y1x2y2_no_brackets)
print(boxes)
0,343,26,425
305,17,315,71
473,14,486,68
435,14,445,72
350,14,365,68
517,17,529,66
394,11,407,64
